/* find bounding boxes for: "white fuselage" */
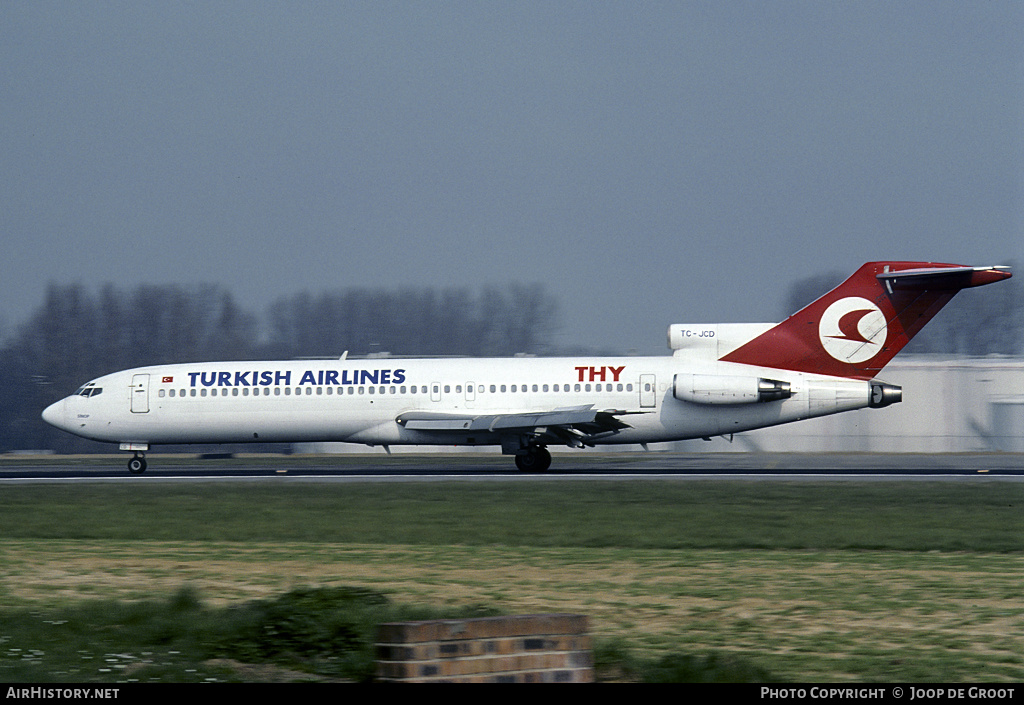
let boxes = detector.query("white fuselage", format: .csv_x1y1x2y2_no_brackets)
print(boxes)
42,354,875,450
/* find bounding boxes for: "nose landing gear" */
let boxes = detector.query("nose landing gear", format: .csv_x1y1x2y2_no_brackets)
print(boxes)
119,443,150,474
128,453,147,474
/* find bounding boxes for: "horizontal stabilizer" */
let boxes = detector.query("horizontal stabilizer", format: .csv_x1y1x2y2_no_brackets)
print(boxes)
877,265,1011,290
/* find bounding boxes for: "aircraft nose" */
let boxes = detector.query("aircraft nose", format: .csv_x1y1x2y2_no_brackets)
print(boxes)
41,398,69,431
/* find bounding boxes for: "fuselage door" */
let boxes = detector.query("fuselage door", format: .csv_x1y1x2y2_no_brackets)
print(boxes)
431,382,441,403
131,374,150,413
640,374,657,409
465,381,476,407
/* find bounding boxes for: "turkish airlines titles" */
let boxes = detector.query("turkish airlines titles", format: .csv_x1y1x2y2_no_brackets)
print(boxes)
177,365,630,389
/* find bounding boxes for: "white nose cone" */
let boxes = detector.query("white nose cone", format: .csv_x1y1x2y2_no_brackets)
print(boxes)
41,398,68,431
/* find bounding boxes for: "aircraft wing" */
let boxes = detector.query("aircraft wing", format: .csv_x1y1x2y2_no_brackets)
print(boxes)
395,405,639,447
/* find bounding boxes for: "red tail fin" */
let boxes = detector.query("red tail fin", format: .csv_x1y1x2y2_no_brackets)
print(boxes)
720,262,1012,379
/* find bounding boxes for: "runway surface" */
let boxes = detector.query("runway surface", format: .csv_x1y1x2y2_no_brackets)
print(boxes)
3,452,1024,483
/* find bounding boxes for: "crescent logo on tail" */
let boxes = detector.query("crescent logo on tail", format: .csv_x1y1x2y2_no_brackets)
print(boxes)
818,297,887,363
833,310,876,343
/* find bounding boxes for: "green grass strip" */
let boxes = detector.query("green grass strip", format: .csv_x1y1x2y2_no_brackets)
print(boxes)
0,481,1021,551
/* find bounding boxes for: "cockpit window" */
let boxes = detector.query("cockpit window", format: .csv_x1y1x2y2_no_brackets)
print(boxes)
76,384,103,398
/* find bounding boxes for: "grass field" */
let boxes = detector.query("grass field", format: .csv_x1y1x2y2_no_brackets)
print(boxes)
1,466,1022,682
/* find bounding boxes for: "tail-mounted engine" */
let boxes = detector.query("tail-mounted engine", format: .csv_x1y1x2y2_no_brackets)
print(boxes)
674,374,794,405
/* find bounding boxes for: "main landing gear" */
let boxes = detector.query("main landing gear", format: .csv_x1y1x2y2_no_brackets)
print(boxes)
515,446,551,473
128,453,147,474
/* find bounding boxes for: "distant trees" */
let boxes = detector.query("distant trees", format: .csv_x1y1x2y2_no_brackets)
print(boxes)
905,272,1024,356
2,284,262,452
264,284,558,359
0,283,559,451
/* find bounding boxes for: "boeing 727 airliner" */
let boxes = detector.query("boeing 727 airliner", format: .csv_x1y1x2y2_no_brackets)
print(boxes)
42,261,1011,473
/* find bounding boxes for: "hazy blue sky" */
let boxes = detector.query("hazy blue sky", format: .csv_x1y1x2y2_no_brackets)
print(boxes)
3,1,1021,354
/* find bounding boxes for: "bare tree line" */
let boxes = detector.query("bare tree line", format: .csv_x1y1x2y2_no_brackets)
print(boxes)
0,282,559,451
264,284,557,358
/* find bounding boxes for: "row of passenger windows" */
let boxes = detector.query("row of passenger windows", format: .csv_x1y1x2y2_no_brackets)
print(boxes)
157,382,635,399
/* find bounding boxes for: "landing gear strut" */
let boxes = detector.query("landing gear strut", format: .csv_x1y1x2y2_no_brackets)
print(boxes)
515,446,551,473
128,453,147,474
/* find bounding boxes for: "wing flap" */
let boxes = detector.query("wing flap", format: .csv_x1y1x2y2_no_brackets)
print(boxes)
396,405,636,440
